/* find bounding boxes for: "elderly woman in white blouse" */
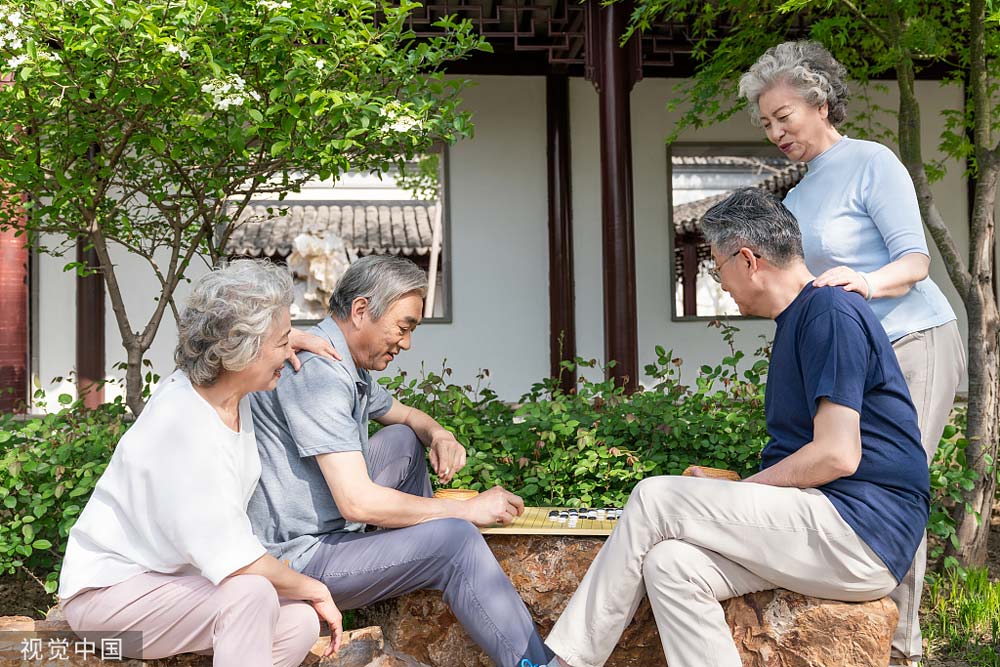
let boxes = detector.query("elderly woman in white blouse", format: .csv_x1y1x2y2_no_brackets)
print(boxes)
58,260,342,666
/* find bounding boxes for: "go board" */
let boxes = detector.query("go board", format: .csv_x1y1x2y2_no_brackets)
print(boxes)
480,506,620,536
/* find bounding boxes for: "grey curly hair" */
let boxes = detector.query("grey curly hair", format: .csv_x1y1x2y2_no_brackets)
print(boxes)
175,259,293,385
739,40,850,127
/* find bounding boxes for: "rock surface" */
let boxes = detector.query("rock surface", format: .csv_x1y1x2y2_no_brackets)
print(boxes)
358,534,898,667
0,616,407,667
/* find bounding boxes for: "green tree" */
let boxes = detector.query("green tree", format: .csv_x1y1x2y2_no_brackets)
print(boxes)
0,0,488,415
623,0,998,565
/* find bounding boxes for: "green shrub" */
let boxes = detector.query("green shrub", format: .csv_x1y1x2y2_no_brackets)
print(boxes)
0,391,130,594
377,322,771,506
927,407,979,571
923,567,1000,666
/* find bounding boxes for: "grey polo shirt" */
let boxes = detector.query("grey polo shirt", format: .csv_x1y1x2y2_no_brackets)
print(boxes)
247,317,393,568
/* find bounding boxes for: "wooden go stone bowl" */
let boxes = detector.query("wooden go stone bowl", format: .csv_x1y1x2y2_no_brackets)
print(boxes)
681,465,742,481
433,488,480,500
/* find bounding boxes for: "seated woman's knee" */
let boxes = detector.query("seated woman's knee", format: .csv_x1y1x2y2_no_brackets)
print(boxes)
219,574,280,612
281,601,321,651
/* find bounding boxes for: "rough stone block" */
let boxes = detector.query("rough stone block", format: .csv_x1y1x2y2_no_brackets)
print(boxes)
358,534,898,667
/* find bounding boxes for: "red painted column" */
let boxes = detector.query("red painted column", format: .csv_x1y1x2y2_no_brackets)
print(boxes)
0,226,28,412
0,73,28,412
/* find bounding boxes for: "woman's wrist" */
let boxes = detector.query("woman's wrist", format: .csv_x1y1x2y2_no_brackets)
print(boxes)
857,271,874,301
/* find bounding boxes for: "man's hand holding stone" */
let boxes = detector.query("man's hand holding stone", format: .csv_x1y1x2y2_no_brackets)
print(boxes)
429,430,467,484
463,486,525,527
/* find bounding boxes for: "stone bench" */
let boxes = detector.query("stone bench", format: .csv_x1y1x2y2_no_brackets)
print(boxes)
357,534,899,667
2,534,898,666
0,615,411,667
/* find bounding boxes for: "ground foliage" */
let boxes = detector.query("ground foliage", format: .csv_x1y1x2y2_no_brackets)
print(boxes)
381,322,770,507
0,324,986,610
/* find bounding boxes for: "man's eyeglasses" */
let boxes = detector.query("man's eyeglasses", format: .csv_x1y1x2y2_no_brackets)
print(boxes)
708,250,762,283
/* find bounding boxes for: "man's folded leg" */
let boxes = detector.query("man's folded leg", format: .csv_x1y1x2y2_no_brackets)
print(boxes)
302,517,552,667
546,476,898,667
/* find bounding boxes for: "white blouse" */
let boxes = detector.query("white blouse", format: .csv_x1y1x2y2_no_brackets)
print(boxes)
58,370,266,600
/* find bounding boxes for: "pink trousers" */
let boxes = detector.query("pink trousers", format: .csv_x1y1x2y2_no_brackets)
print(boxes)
62,572,319,667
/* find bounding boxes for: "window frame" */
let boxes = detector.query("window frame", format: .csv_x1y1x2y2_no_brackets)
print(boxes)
667,141,788,323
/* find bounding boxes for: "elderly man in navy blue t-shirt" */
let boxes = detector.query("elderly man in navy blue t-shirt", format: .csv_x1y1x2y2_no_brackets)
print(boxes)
542,188,930,667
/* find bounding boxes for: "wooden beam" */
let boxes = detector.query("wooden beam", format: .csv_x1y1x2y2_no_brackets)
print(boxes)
546,74,577,392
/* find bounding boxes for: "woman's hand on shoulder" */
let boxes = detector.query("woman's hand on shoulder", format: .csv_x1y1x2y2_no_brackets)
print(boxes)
287,329,342,371
813,265,872,300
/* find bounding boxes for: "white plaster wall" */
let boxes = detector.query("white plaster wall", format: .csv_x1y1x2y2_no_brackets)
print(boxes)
32,75,973,407
35,235,78,403
384,76,551,399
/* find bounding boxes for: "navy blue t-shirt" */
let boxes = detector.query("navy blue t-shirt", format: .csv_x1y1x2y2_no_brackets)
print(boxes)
762,283,929,582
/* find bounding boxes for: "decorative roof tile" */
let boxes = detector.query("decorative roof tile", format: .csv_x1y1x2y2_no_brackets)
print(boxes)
226,200,438,257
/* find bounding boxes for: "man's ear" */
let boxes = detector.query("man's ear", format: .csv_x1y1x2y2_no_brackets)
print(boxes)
740,248,762,276
350,296,370,328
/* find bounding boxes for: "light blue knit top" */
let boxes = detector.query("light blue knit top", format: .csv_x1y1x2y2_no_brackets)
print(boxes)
783,137,956,342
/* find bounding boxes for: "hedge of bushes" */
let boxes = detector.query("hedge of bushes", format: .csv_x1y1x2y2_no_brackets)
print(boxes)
0,323,978,594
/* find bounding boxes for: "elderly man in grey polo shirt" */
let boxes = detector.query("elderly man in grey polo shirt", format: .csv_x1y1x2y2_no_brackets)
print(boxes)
247,255,555,667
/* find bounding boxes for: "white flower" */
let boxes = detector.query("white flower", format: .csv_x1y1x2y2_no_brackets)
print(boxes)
164,43,189,60
390,116,419,133
6,53,26,69
202,74,258,111
7,11,21,27
258,0,291,9
315,58,326,71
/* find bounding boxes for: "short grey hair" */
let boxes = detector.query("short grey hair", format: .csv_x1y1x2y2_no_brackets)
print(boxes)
329,255,428,321
739,40,850,127
175,259,293,385
699,188,803,268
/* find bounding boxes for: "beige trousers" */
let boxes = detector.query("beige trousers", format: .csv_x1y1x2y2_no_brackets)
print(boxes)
62,572,319,667
890,319,966,663
545,476,897,667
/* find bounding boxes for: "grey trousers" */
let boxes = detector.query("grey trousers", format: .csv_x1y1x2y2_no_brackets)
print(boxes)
301,424,551,667
889,319,966,663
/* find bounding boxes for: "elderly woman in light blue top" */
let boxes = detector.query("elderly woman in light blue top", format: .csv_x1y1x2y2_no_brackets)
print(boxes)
739,40,965,667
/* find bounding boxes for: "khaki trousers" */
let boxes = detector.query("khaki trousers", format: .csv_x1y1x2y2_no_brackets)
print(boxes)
62,572,320,667
890,319,966,663
545,476,897,667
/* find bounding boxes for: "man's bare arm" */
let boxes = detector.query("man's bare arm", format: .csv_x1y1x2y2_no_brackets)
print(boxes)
315,450,521,528
744,399,862,488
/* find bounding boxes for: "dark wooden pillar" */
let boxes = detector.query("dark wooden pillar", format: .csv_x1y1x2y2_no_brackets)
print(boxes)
76,240,105,408
681,240,698,316
586,0,640,390
546,74,577,392
0,227,28,412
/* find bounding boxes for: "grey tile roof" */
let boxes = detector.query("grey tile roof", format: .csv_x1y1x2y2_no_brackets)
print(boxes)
672,155,792,168
672,161,807,235
225,200,438,257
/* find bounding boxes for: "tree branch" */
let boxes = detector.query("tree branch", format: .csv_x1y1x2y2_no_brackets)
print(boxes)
887,6,971,301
